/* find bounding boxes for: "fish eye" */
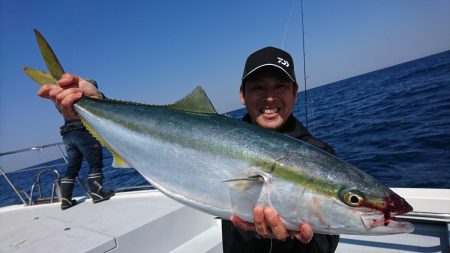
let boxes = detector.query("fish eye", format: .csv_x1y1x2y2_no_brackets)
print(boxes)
341,190,365,207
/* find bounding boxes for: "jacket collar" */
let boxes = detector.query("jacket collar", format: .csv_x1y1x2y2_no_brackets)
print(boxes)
241,113,311,139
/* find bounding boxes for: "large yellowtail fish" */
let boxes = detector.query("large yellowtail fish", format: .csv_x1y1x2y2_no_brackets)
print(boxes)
26,30,414,235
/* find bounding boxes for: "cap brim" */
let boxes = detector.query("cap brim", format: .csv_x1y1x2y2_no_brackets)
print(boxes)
241,64,296,82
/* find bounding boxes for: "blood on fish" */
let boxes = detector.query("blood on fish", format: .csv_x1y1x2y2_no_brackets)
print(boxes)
362,193,413,226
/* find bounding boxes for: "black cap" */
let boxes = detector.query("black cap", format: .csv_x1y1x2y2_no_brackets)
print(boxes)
242,46,296,83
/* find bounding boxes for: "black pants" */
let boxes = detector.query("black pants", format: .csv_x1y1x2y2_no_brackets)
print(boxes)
62,129,103,180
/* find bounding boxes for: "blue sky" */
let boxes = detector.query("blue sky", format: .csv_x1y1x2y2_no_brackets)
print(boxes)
1,0,449,154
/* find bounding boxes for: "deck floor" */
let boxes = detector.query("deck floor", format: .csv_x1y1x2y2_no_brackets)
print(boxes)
1,188,449,253
0,190,222,253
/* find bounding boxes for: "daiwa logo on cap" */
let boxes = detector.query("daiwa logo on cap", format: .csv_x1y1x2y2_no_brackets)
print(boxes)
277,57,290,67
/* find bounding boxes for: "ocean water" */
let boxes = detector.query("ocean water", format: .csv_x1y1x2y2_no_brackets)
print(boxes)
1,50,449,207
302,50,450,188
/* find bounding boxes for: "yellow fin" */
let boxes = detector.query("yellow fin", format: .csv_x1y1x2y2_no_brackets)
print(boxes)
111,154,131,168
23,67,57,86
79,117,132,169
168,86,217,114
34,29,65,80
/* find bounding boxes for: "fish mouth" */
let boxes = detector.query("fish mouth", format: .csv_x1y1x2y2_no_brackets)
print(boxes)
361,213,414,234
384,192,413,215
361,193,414,234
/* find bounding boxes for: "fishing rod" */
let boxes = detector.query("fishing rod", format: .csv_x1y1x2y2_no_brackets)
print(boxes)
282,0,309,129
300,0,309,129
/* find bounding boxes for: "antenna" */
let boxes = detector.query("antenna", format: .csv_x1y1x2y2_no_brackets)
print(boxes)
300,0,309,129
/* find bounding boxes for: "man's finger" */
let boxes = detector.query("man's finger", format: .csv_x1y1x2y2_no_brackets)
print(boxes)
58,73,78,88
264,208,287,240
254,206,272,238
60,92,82,120
37,85,54,99
230,215,256,231
292,223,313,244
54,87,82,102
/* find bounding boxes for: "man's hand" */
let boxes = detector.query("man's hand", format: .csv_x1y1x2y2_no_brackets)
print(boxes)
230,206,313,243
37,73,102,119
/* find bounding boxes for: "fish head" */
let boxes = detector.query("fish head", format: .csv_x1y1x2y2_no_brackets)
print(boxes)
337,187,414,234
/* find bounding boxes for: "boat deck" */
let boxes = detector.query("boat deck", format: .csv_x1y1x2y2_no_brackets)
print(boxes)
0,190,222,253
1,188,449,252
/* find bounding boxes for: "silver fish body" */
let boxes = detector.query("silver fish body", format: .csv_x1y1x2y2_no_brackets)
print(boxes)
25,30,412,235
75,94,413,235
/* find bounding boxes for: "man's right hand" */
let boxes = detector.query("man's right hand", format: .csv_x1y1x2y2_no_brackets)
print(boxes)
231,206,314,243
37,73,102,120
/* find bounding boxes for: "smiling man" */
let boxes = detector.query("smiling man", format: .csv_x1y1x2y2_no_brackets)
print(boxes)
241,67,297,130
223,47,339,253
38,45,339,253
240,47,298,131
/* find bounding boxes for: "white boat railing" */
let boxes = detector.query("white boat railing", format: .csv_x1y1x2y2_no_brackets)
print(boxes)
0,143,68,206
399,211,450,223
1,143,152,207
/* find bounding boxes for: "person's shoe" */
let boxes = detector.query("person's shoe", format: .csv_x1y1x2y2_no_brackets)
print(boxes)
88,175,115,204
90,188,115,204
61,198,78,210
60,178,77,210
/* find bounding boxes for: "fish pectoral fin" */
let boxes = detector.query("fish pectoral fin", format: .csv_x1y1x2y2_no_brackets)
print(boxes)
223,175,265,191
223,175,265,183
168,86,217,114
226,175,266,217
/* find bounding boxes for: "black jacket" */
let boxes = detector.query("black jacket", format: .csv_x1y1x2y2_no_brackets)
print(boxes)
222,114,339,253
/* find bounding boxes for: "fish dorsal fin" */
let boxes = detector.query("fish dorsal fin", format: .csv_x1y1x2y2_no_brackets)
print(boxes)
168,86,217,114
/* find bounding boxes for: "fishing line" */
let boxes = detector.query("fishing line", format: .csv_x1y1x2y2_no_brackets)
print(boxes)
269,238,273,253
282,0,309,129
281,0,296,49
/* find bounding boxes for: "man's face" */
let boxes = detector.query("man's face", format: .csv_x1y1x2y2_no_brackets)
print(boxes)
240,68,298,130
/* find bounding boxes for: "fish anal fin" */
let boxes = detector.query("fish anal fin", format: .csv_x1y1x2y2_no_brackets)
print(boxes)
79,117,132,169
111,155,132,169
168,86,217,114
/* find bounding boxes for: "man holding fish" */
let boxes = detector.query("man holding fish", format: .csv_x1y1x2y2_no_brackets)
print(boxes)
37,46,339,252
221,47,339,252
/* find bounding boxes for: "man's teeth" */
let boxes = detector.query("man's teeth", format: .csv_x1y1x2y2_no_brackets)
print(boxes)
261,108,279,114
